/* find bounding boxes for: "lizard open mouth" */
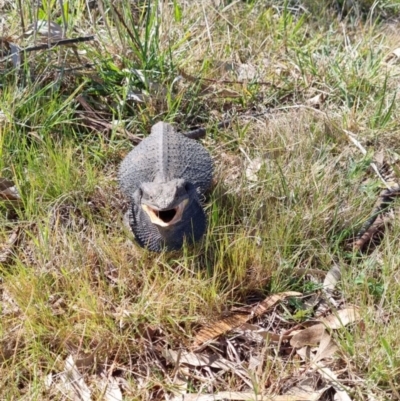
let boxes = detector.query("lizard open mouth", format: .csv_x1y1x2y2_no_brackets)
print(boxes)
142,199,188,227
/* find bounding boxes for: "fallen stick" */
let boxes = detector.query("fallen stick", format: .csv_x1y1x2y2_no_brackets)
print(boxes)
22,35,95,52
353,185,400,251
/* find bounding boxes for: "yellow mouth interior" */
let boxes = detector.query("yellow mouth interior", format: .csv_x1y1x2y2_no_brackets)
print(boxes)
142,199,188,227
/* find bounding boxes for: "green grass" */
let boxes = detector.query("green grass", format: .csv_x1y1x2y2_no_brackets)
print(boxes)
2,0,400,399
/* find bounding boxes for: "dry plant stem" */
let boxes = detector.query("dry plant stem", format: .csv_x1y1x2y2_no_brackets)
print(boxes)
58,0,68,38
17,0,25,32
85,0,94,26
179,68,284,90
108,2,126,49
47,0,51,46
343,129,390,189
201,2,214,53
110,3,139,49
185,109,290,140
3,2,400,399
33,0,39,44
23,36,95,52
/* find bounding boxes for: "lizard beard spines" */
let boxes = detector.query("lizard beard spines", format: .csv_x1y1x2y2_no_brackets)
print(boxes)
128,196,207,252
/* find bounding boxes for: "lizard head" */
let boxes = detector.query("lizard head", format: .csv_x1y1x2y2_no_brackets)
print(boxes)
139,179,194,227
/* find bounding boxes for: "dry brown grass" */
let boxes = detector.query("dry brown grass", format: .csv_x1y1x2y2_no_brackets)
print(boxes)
2,0,400,400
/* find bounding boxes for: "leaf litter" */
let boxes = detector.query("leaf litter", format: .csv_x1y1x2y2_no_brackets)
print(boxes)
2,79,395,401
170,196,381,401
98,374,123,401
46,354,92,401
2,5,400,401
167,278,360,401
192,291,301,349
34,201,373,401
46,352,126,401
0,121,369,395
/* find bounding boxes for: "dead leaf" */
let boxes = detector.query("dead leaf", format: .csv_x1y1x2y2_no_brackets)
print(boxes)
320,307,360,329
292,307,360,348
170,366,189,401
73,342,103,368
315,265,341,315
23,20,63,40
99,376,123,401
165,350,227,369
296,346,311,361
164,350,253,387
237,324,293,342
58,355,91,401
384,48,400,63
248,354,264,371
323,265,341,291
317,365,352,401
177,391,326,400
246,157,263,182
284,377,330,401
126,90,148,103
192,292,300,349
374,149,385,166
307,93,326,108
237,63,257,81
44,373,53,389
334,391,353,401
313,331,338,363
290,324,325,348
1,285,21,316
0,227,21,264
0,178,20,201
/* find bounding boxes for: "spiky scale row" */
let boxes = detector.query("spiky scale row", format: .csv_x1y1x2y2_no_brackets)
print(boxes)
119,122,213,200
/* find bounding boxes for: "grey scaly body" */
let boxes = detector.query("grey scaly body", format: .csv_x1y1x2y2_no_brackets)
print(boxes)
119,122,213,251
